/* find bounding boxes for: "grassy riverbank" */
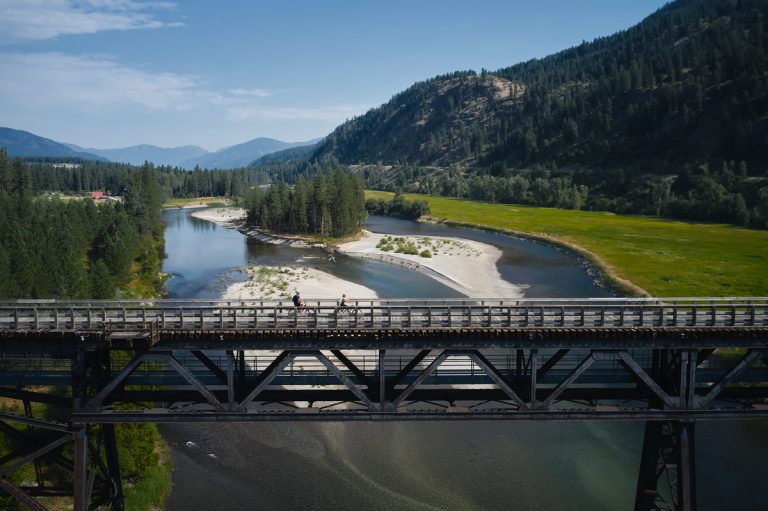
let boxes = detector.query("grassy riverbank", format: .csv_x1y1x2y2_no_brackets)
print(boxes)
366,191,768,297
162,196,232,209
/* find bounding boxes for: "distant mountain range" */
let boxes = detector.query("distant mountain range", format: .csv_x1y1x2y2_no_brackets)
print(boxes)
0,126,318,169
63,143,209,167
0,127,106,161
180,137,320,170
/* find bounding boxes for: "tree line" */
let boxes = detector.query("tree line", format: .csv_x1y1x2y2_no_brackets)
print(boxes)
242,168,366,238
362,159,767,228
18,158,269,199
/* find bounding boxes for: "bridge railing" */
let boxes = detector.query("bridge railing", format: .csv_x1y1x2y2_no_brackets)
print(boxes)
0,298,766,331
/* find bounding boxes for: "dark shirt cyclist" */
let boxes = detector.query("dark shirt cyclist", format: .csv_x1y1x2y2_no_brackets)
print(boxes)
292,290,305,310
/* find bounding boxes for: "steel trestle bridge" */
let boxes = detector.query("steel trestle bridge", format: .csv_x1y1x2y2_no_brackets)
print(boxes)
0,297,766,511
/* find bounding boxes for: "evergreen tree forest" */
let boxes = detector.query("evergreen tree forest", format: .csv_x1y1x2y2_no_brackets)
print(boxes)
0,149,165,299
242,168,366,238
20,158,269,198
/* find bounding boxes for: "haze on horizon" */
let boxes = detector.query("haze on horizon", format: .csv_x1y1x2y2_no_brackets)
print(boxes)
0,0,669,151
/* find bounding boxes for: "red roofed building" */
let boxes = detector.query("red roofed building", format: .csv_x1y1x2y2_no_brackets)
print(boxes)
90,191,106,200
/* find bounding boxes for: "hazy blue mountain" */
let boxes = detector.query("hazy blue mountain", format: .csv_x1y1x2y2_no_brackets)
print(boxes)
64,143,209,167
180,137,318,169
248,140,321,166
0,127,105,161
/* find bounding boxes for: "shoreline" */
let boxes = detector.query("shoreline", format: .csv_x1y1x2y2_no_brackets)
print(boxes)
423,217,647,297
191,208,318,248
224,265,378,301
189,206,628,299
337,230,525,298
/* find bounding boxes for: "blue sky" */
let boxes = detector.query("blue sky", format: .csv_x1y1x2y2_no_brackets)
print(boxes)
0,0,670,150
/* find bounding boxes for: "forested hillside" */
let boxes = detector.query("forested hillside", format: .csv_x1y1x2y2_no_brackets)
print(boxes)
320,0,767,169
310,0,768,227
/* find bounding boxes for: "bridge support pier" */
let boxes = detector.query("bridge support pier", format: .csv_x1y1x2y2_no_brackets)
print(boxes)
635,420,696,511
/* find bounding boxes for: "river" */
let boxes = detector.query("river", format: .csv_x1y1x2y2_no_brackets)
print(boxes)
160,207,767,511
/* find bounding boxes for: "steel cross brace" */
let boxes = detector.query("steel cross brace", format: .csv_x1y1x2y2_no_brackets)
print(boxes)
84,352,224,411
239,350,376,410
0,420,115,511
618,351,677,409
696,349,766,408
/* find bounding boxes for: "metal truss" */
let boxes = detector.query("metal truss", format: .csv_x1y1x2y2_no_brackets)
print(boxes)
66,346,768,422
0,411,124,511
0,326,765,510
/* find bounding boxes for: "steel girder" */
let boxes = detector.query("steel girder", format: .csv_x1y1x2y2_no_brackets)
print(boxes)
69,347,768,421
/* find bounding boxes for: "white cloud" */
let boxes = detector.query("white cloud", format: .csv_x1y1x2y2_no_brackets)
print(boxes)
229,88,273,98
0,0,181,43
0,51,371,125
0,52,203,110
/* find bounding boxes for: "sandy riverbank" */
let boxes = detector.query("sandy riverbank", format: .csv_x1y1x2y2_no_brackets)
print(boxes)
224,265,378,301
190,207,247,227
338,231,525,298
191,207,317,247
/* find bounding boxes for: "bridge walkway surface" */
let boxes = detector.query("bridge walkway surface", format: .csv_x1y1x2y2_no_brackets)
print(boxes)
0,297,766,510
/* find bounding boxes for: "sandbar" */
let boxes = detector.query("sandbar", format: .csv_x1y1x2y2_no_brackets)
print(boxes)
338,231,525,298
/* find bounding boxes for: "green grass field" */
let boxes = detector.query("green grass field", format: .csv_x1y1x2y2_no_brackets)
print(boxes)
162,196,232,209
366,191,768,297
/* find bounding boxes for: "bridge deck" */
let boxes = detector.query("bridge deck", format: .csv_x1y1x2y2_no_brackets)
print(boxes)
1,297,766,331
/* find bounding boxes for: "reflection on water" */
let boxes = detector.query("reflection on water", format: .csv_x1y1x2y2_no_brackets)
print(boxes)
161,208,767,511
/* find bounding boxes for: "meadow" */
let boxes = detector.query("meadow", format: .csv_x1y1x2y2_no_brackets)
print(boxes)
162,196,232,209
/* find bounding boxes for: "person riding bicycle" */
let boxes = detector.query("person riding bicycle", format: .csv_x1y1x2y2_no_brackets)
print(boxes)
337,293,356,314
292,290,307,312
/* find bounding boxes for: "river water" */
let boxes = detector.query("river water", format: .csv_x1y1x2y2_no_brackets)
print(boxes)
160,208,767,510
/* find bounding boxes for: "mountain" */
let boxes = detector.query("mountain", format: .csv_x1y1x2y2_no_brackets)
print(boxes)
317,0,768,172
0,127,105,161
248,141,320,166
181,137,317,169
64,143,209,167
